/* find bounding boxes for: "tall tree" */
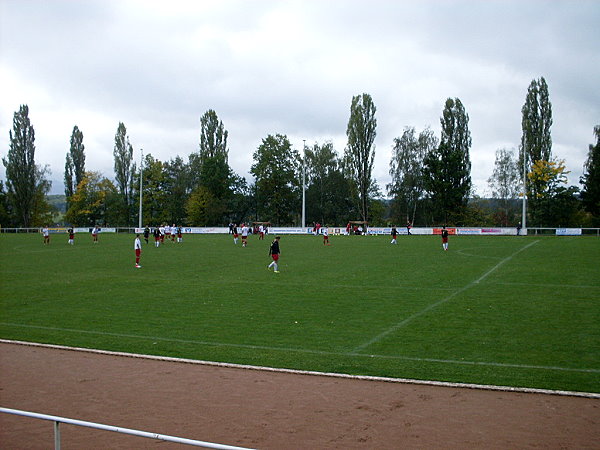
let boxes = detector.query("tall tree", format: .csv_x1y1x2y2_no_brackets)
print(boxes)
423,98,472,223
580,125,600,220
487,148,520,225
64,153,74,200
344,93,377,223
387,127,437,225
520,77,553,168
187,110,238,225
520,77,553,223
199,109,229,163
2,105,52,227
113,122,136,225
305,142,354,225
251,134,300,225
64,125,86,202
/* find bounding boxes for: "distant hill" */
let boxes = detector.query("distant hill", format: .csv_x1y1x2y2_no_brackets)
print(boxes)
48,195,67,213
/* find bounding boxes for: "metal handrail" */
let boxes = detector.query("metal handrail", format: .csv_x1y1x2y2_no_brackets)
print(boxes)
0,407,254,450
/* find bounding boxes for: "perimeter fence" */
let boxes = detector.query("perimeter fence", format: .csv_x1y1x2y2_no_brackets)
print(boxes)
0,407,253,450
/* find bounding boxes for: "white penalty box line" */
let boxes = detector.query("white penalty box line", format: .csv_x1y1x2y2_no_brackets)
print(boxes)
352,240,541,353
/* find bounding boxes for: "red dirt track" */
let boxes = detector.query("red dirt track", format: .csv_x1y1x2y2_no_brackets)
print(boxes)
1,341,599,449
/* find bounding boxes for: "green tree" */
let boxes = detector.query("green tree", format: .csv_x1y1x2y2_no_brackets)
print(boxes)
305,142,354,225
344,93,377,223
162,156,190,224
65,171,118,226
113,122,136,225
251,134,300,225
487,148,520,226
64,125,86,204
0,181,11,226
387,127,437,225
199,109,229,163
2,105,52,227
527,159,580,226
423,98,472,224
520,77,553,168
131,154,168,226
580,125,600,221
520,77,553,223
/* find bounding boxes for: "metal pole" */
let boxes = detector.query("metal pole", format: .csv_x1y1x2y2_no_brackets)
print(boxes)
302,139,306,230
138,148,143,229
54,421,61,450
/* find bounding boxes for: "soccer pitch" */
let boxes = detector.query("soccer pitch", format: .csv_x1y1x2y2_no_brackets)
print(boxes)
1,232,599,393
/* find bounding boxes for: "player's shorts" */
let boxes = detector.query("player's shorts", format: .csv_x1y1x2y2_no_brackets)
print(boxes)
69,234,74,239
135,249,141,257
271,254,279,261
242,235,247,240
442,237,448,243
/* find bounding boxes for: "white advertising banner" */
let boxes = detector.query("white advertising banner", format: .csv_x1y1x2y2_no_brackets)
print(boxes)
556,228,582,236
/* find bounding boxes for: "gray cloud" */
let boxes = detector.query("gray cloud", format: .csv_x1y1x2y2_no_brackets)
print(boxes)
1,0,598,197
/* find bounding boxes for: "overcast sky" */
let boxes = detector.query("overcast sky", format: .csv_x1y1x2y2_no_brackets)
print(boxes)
1,0,599,196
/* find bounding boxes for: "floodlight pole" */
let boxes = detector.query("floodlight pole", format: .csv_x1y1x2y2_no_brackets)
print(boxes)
138,148,143,229
302,139,306,230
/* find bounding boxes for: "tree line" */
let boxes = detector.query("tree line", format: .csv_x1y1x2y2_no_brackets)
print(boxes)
2,77,599,228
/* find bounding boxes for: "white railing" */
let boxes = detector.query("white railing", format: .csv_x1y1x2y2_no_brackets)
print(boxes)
0,407,254,450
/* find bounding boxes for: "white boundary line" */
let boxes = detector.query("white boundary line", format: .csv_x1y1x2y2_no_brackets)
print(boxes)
2,339,599,399
3,322,598,374
353,240,540,352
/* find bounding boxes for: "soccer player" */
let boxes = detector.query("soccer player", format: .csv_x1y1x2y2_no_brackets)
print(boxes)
268,236,281,273
176,225,183,243
259,224,265,240
92,225,99,244
441,226,449,251
153,226,161,247
68,227,75,245
241,223,249,247
323,227,330,245
232,224,239,244
406,222,412,235
134,234,142,268
143,226,150,244
390,227,398,244
171,224,177,242
159,225,165,244
41,226,50,245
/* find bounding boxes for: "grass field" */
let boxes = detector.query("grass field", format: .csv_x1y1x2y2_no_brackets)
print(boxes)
1,231,599,393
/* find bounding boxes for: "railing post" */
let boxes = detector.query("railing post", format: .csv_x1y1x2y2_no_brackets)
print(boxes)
54,420,61,450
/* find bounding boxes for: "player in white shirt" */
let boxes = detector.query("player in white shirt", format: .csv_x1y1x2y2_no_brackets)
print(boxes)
241,224,249,247
134,234,142,268
322,227,330,245
41,226,50,245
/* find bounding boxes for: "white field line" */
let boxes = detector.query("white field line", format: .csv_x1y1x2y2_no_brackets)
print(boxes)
2,322,598,374
352,240,540,353
1,339,598,399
